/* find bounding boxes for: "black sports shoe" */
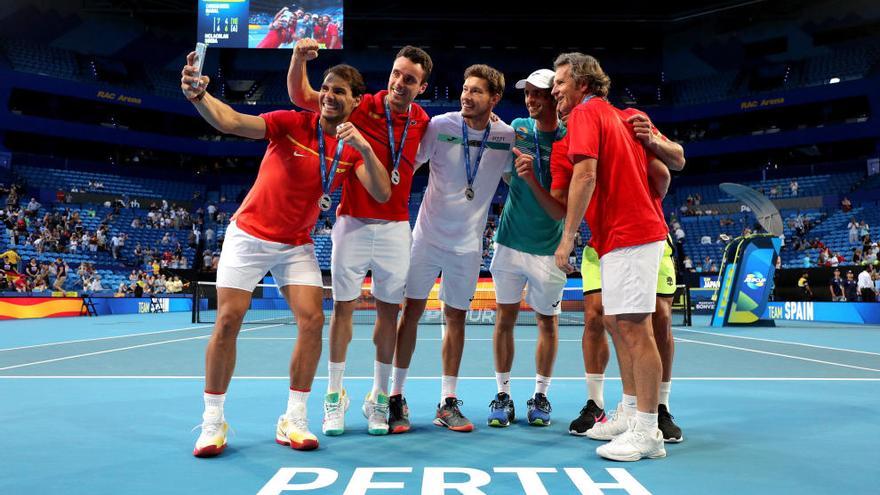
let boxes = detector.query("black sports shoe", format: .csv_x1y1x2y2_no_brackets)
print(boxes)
526,393,552,426
658,404,683,443
568,399,606,436
433,397,474,432
388,394,410,434
487,392,515,427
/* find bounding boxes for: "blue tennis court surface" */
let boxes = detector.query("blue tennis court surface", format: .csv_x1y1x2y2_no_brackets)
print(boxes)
2,313,879,494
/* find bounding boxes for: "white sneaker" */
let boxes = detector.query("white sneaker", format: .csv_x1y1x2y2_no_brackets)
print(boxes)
586,402,630,441
596,422,666,462
362,392,390,435
276,403,318,451
322,390,350,436
193,408,229,458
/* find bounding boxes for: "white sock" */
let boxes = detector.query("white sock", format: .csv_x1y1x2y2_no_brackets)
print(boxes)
622,394,638,417
203,392,225,420
495,371,511,395
586,373,605,409
534,374,551,396
286,388,310,417
635,411,659,432
659,381,671,408
441,375,458,402
328,361,345,394
370,361,392,398
390,366,409,396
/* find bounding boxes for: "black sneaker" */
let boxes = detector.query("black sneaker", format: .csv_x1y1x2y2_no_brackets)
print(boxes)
388,394,410,434
658,404,683,443
433,397,474,432
568,399,606,436
526,393,552,426
487,392,515,427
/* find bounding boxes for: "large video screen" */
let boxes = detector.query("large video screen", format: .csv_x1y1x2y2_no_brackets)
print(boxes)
198,0,344,49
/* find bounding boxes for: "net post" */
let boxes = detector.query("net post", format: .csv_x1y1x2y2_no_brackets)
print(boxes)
192,281,200,324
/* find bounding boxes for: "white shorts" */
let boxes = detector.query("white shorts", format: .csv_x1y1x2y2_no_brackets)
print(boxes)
216,221,322,291
405,238,483,311
330,216,412,304
490,243,567,316
599,240,665,316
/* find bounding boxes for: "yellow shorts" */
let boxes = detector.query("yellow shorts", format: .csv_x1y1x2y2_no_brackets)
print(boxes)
581,239,676,297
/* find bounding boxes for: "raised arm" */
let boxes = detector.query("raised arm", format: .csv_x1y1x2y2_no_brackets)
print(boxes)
628,114,686,171
181,51,265,140
287,38,321,112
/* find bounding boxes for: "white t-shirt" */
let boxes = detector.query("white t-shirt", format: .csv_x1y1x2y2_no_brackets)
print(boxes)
412,112,514,254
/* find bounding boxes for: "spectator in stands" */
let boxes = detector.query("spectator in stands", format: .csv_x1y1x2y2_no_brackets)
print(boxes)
682,255,694,271
802,252,811,268
852,249,862,265
829,269,845,302
111,234,121,259
797,273,812,301
858,220,870,242
51,257,68,292
846,218,858,244
202,251,212,270
840,197,852,212
205,227,216,249
674,224,685,243
116,282,129,297
25,198,40,218
769,185,778,197
865,243,879,265
789,180,798,196
151,259,160,276
87,275,104,293
33,275,48,292
24,258,38,282
700,234,712,245
702,256,712,272
858,265,876,302
211,252,219,271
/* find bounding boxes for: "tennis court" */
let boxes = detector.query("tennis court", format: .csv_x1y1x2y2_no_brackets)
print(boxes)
2,306,879,494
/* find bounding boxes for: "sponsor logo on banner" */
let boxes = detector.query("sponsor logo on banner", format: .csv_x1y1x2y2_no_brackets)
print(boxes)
744,272,766,290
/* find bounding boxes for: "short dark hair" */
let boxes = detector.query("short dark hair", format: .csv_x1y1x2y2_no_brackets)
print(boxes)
464,64,505,96
323,64,366,97
395,45,433,84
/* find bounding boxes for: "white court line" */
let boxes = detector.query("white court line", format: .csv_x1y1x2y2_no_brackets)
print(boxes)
0,324,282,372
0,324,213,352
0,375,878,382
675,337,880,373
674,327,880,357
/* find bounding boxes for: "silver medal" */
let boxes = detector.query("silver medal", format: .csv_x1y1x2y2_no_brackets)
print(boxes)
391,169,400,185
465,186,475,201
319,194,332,211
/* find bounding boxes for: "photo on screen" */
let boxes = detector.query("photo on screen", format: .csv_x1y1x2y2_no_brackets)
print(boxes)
248,0,344,49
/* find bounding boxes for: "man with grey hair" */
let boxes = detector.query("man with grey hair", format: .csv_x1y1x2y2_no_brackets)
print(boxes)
552,52,670,461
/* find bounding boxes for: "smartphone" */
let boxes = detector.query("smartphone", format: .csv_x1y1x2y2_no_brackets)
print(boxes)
192,42,207,88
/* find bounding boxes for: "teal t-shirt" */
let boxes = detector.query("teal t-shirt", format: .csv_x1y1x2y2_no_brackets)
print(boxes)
494,117,566,256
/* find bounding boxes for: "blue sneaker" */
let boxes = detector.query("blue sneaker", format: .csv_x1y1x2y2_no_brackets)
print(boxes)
527,393,552,426
487,392,515,427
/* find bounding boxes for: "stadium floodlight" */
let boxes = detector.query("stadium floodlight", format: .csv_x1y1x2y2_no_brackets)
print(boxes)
829,77,840,84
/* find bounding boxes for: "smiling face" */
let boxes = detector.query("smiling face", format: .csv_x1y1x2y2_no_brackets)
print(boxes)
386,56,428,110
318,73,360,124
551,64,588,120
460,76,498,121
524,83,555,120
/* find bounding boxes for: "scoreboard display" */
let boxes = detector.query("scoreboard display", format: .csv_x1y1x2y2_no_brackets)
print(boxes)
198,0,344,49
